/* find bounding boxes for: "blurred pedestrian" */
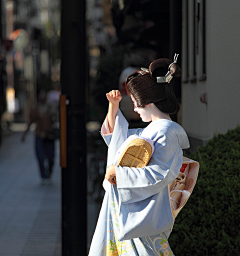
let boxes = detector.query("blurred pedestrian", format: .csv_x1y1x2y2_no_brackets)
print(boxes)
21,89,55,185
47,83,61,139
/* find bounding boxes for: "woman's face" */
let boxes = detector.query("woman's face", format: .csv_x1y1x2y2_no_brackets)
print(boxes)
134,107,152,122
130,95,152,122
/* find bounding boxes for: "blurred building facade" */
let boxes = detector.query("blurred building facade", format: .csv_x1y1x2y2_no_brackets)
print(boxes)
111,0,170,58
87,0,118,121
0,0,60,128
181,0,240,150
87,0,177,123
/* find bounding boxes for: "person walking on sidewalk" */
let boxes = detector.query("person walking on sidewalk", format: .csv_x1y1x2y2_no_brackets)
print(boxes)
21,89,55,185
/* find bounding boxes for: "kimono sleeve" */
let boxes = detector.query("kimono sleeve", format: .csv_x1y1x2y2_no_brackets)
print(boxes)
100,109,142,146
116,129,183,204
100,109,142,167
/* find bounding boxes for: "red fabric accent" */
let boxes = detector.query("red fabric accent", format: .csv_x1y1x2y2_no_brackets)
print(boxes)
180,164,188,173
120,82,127,95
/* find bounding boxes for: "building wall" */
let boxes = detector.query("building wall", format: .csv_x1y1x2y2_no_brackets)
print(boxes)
181,0,240,150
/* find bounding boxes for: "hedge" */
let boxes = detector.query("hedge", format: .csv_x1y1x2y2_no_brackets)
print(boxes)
169,125,240,255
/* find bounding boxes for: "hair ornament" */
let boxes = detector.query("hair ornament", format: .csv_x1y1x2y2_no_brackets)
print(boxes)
140,67,149,73
157,53,179,84
137,67,149,75
168,53,179,69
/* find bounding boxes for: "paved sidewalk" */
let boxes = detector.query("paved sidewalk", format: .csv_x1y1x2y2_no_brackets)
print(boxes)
0,131,61,256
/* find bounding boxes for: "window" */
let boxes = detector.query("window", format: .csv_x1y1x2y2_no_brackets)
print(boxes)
189,0,196,82
182,0,189,83
183,0,206,83
199,0,206,80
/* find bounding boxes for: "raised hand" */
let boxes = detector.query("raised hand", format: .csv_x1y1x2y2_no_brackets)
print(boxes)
106,90,122,105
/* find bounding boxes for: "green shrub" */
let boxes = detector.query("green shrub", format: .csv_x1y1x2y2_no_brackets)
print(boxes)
169,126,240,255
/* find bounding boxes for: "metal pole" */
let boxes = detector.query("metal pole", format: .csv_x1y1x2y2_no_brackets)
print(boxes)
60,0,87,254
169,0,182,122
0,0,2,146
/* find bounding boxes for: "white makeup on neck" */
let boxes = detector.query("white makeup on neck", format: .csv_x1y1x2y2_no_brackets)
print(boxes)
130,95,171,122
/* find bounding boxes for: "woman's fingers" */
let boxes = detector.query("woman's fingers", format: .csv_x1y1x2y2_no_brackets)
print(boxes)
106,90,122,102
110,90,117,97
109,90,121,97
106,93,111,100
106,176,116,185
111,90,116,97
105,165,117,185
115,90,122,100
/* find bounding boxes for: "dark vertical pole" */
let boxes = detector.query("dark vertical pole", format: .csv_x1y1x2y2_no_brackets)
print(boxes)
0,0,2,146
0,0,2,44
169,0,182,64
60,0,87,255
169,0,182,122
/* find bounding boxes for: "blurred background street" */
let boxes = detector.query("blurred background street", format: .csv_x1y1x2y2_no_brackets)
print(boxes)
0,128,107,255
0,129,61,256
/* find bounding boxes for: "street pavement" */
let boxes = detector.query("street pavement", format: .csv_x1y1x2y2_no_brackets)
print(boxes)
0,131,61,256
0,129,105,255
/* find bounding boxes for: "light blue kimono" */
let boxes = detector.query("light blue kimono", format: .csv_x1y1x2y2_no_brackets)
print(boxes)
88,110,189,256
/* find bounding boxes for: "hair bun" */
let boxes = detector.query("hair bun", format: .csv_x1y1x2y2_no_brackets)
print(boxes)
149,58,181,80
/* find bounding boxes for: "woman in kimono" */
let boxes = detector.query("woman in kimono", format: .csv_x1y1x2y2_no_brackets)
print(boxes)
88,55,190,256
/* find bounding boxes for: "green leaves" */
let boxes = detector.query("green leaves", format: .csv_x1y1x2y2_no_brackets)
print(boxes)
169,125,240,255
159,237,168,244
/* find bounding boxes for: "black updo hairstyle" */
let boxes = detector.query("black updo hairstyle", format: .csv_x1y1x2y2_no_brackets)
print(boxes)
125,58,181,114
